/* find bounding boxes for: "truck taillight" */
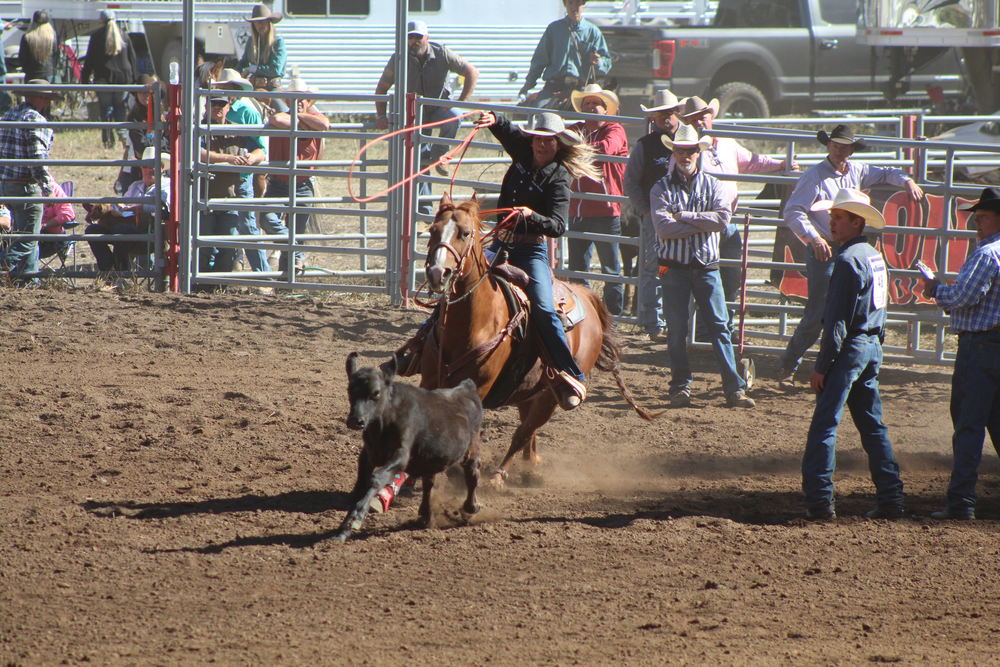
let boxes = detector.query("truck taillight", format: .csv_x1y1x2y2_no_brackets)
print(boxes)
653,40,676,79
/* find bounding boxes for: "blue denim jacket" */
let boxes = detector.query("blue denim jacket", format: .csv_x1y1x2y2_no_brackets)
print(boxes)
815,236,889,373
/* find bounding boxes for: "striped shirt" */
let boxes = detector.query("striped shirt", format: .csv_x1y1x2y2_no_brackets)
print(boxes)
0,102,53,183
935,231,1000,333
649,166,731,267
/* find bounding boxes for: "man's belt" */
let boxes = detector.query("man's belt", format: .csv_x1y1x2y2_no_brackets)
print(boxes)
959,323,1000,336
509,233,544,245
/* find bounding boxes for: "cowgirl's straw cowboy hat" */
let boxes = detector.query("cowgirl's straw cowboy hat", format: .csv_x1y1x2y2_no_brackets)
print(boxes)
660,123,712,151
679,95,720,121
810,188,886,229
959,186,1000,213
212,68,253,91
13,79,63,101
247,3,283,22
570,83,620,116
522,112,583,146
639,88,685,113
817,124,867,150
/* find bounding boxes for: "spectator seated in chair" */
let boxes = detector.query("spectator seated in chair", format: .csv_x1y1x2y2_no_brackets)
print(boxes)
86,146,170,272
39,178,77,264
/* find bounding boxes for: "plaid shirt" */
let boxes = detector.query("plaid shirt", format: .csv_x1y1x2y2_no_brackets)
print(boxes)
0,102,53,183
935,231,1000,333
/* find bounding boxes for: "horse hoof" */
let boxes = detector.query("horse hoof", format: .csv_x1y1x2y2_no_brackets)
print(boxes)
331,531,349,543
488,472,506,489
463,501,481,515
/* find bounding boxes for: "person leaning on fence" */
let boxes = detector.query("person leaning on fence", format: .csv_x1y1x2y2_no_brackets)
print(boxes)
799,188,905,521
211,68,269,273
920,187,1000,521
238,4,287,92
197,94,265,279
777,124,924,390
259,77,329,277
623,88,686,341
650,124,755,409
374,19,479,185
18,11,60,83
566,83,627,316
679,95,797,331
81,10,137,150
117,73,162,193
87,146,170,275
518,0,611,111
0,79,59,286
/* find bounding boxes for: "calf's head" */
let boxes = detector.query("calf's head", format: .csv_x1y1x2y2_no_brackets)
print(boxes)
345,352,397,430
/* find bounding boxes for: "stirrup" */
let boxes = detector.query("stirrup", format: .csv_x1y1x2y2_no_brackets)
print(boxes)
550,369,586,410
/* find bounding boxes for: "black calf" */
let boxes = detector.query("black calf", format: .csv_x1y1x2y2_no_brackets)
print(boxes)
335,352,483,542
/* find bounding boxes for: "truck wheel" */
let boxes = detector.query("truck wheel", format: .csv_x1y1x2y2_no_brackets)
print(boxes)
713,82,770,119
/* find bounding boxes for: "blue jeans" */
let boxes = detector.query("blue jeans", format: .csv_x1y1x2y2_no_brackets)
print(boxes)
945,330,1000,512
638,212,665,334
780,249,836,373
493,239,585,383
235,181,268,272
568,215,624,316
661,265,746,396
259,177,314,272
801,335,904,512
1,181,43,280
198,210,242,274
98,89,127,146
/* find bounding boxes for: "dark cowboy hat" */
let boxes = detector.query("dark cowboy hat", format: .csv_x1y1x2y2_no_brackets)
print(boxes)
13,79,63,101
959,186,1000,212
247,3,282,22
817,124,867,150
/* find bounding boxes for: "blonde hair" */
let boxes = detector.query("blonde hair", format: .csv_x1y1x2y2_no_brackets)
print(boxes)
24,20,56,64
247,22,276,66
559,141,602,181
105,19,124,56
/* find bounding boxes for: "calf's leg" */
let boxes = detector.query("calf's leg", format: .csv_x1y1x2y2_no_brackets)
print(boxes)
333,459,406,543
419,474,435,527
462,437,481,515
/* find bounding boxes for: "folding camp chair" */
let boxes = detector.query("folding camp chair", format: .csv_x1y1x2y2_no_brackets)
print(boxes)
38,181,79,272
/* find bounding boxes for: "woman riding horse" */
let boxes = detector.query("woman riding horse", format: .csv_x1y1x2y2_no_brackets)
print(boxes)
475,110,600,409
399,110,601,410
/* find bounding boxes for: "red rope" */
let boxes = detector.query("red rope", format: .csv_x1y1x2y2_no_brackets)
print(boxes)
348,110,483,204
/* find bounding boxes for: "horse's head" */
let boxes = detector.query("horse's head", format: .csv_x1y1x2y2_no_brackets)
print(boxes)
425,193,483,294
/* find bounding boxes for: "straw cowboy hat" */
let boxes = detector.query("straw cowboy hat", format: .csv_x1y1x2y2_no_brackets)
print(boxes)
679,96,720,121
660,123,712,151
212,68,253,91
141,145,169,169
640,88,685,114
959,186,1000,212
284,77,318,95
810,188,885,229
817,124,867,150
570,83,620,116
13,79,63,101
247,3,282,22
522,112,583,146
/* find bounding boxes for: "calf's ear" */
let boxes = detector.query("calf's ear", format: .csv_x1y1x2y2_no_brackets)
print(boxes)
383,353,398,382
346,351,359,377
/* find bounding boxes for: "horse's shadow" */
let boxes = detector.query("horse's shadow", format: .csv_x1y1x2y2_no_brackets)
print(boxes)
82,489,352,520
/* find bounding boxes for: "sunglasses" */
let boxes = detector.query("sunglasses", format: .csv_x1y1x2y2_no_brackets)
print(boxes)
210,100,229,107
673,146,700,155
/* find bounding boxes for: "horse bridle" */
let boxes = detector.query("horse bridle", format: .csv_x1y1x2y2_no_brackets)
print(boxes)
424,205,493,305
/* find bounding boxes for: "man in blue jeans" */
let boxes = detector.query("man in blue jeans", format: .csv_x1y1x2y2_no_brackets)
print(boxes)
778,125,923,389
800,188,905,521
649,124,754,409
921,186,1000,521
0,80,59,285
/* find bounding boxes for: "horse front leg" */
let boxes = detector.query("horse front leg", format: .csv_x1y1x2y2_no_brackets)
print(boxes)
490,396,557,488
462,435,482,515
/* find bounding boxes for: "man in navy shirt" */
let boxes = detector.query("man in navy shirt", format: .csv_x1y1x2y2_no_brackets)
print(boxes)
922,186,1000,520
800,188,905,521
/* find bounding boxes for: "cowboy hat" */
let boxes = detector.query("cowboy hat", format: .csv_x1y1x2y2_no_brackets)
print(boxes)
660,123,712,151
283,77,317,95
141,145,169,169
212,68,253,91
679,96,720,121
639,88,685,114
247,3,282,22
13,79,63,101
570,83,620,116
522,112,583,146
817,124,867,150
958,186,1000,213
810,188,885,230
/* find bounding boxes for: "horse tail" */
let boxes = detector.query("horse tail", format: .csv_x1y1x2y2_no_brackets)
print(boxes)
589,293,665,422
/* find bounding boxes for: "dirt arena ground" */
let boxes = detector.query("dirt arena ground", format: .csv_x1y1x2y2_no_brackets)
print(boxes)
1,288,997,666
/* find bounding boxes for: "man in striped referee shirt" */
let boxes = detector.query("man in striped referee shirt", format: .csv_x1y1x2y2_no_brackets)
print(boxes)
922,186,1000,520
649,124,754,409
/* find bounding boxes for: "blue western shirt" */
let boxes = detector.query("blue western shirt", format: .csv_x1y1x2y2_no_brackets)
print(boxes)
815,235,889,373
524,17,611,90
934,230,1000,333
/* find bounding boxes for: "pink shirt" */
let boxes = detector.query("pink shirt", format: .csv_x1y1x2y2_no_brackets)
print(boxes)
699,136,784,213
42,181,75,234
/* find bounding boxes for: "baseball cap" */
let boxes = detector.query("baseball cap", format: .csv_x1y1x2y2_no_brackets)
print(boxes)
407,20,428,37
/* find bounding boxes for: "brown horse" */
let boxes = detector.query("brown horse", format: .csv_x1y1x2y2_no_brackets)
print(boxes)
420,193,659,487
